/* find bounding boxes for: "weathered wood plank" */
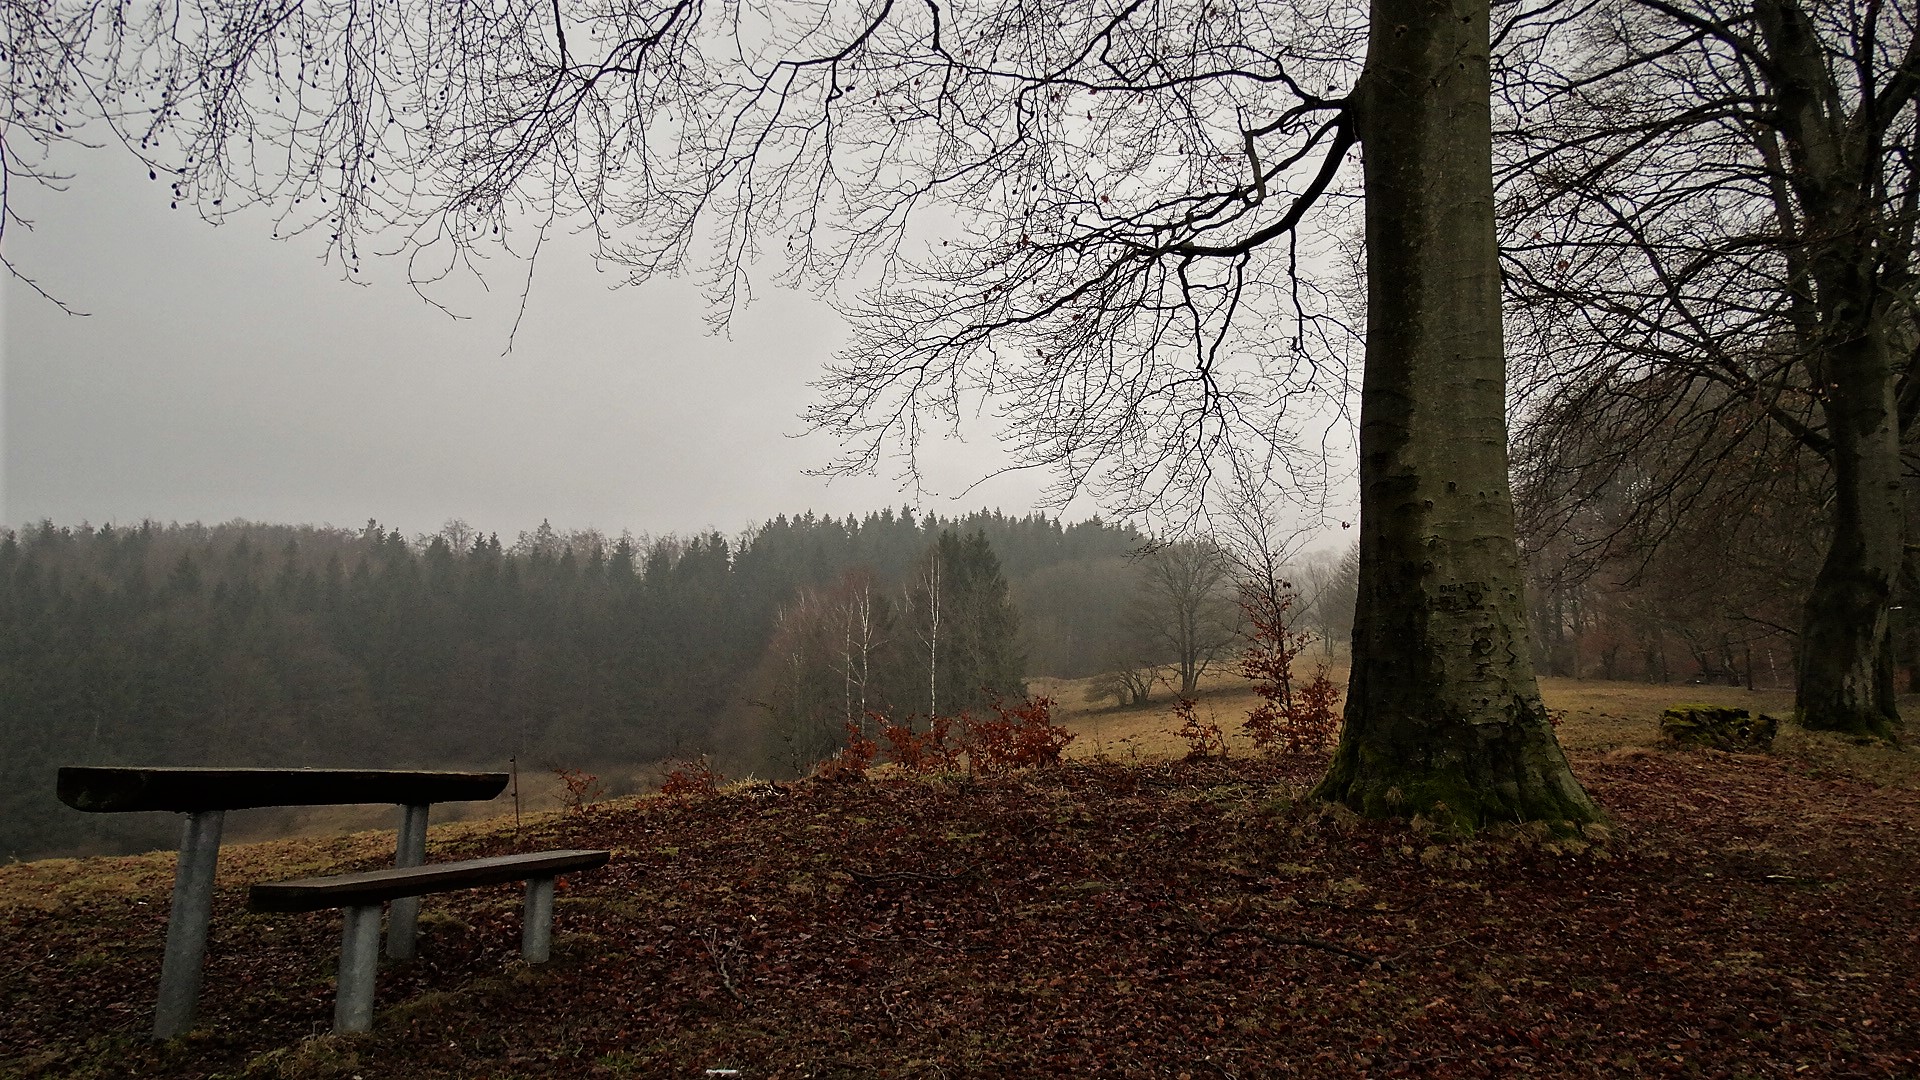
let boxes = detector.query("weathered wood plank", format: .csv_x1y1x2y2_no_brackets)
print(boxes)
57,767,508,813
248,849,611,912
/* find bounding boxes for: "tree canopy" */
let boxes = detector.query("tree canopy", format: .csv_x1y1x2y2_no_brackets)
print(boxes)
9,0,1369,507
10,0,1630,827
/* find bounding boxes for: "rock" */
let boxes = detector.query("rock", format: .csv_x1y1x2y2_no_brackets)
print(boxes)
1660,704,1778,752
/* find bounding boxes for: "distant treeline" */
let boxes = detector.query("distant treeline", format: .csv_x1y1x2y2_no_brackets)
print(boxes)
2,510,1145,860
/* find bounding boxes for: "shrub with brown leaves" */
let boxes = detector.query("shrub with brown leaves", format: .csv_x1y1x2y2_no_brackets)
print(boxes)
1173,697,1228,759
877,712,964,775
964,695,1075,774
837,697,1074,778
815,722,880,782
553,766,607,813
1237,581,1342,753
659,756,723,798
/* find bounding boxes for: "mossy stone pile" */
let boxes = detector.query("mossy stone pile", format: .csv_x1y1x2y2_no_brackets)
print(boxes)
1661,704,1778,752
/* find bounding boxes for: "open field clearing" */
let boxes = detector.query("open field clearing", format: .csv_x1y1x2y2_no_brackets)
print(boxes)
1039,671,1920,791
5,679,1919,1079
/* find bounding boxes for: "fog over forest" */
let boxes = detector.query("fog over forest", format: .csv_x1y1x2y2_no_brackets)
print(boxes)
4,509,1192,860
5,0,1919,1073
13,464,1902,864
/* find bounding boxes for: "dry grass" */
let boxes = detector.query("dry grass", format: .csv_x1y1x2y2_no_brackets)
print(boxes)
202,762,667,852
1037,666,1920,790
0,796,611,920
17,668,1911,891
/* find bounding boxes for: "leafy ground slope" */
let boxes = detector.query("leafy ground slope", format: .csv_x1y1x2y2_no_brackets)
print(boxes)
4,680,1918,1078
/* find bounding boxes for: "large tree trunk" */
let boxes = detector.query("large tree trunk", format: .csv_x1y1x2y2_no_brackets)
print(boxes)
1312,0,1600,829
1790,260,1904,740
1793,290,1902,740
1756,0,1906,742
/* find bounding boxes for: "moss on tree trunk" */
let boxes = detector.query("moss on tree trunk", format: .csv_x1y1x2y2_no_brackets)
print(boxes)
1310,0,1600,830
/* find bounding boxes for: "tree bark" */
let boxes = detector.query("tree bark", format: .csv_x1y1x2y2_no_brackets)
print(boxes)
1312,0,1600,829
1794,320,1903,740
1756,0,1906,742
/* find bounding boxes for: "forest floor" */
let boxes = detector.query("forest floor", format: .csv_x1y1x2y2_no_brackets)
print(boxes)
5,680,1919,1079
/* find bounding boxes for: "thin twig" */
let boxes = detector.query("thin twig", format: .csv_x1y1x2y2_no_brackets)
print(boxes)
1406,933,1472,954
698,928,750,1005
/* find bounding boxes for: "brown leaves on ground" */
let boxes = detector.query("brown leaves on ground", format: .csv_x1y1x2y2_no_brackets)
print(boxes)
3,749,1917,1078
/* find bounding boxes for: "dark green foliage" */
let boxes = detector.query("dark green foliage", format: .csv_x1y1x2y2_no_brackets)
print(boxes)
2,512,1142,859
1014,555,1139,678
926,530,1027,714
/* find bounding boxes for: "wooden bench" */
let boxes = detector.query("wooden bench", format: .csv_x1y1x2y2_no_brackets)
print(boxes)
57,765,508,1038
250,849,610,1033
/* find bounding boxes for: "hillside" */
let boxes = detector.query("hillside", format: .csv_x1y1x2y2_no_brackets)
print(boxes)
4,680,1919,1078
0,512,1145,861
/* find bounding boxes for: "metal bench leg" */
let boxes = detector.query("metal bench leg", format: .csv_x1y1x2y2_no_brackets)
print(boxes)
334,904,382,1033
386,804,429,959
522,876,555,963
153,809,224,1040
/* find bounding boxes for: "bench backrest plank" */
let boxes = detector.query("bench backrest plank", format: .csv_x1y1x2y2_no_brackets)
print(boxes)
249,850,611,912
58,767,509,813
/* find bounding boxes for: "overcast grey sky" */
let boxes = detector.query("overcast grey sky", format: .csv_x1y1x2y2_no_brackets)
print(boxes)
0,149,1093,541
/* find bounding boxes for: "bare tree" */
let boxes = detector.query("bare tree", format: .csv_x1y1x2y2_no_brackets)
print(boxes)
758,591,843,772
1497,0,1919,739
1212,466,1317,622
1211,469,1328,701
30,0,1598,827
1087,662,1162,709
837,570,888,729
1515,397,1817,684
759,572,893,757
435,519,478,555
1296,541,1359,657
1132,538,1238,696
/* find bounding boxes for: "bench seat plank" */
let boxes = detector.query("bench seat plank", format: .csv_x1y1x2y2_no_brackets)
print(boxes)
249,849,610,912
58,767,508,813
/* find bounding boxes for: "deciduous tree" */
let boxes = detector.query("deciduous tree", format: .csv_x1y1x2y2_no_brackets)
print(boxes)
1499,0,1918,740
1308,0,1597,827
25,0,1599,826
1132,538,1238,696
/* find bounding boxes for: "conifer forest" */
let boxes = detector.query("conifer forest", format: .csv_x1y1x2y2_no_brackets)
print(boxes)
1,511,1147,859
